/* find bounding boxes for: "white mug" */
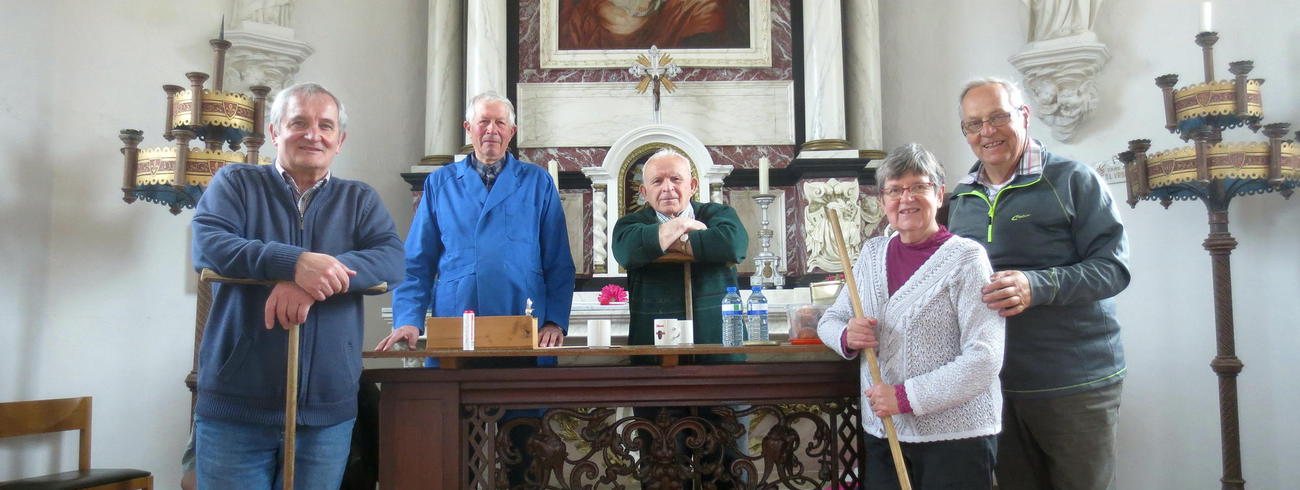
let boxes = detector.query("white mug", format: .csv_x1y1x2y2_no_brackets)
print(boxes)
586,319,611,348
653,318,680,346
677,319,694,346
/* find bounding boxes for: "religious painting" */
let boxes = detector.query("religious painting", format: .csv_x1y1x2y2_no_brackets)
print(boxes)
539,0,771,69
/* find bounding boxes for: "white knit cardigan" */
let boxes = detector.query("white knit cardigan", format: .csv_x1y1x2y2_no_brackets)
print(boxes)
817,234,1005,443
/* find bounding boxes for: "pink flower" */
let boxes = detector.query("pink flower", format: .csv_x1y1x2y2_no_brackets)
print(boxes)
598,284,628,305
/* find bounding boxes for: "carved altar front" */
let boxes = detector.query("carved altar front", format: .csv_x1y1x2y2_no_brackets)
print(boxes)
362,348,866,489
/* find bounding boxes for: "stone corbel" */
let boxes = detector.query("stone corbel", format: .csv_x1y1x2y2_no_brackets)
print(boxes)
223,24,314,95
1009,32,1109,142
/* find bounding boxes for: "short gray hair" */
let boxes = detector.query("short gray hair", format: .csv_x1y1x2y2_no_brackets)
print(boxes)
876,143,946,190
268,82,348,132
642,148,689,179
464,91,517,126
958,77,1026,115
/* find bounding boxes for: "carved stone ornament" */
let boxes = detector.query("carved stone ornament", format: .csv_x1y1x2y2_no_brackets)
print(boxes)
804,179,862,273
223,29,314,94
1009,32,1109,142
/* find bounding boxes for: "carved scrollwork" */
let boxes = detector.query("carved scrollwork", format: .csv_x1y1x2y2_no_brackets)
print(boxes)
804,179,862,273
465,400,863,489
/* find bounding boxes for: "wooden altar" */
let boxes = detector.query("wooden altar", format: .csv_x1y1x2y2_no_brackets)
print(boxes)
362,345,866,489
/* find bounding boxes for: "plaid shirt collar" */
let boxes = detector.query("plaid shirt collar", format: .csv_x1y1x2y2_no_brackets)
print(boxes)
961,138,1045,185
655,200,696,223
275,160,329,215
467,154,507,189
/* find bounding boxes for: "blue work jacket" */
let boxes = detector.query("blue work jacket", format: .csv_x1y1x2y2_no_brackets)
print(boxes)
391,153,575,366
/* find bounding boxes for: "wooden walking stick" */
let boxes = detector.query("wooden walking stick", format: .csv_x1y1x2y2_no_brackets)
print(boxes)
199,269,388,489
826,209,913,489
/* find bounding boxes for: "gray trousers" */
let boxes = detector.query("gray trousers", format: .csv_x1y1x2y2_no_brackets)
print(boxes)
995,381,1122,490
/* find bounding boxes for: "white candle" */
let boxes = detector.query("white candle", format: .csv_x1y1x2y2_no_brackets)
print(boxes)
547,159,559,189
758,157,770,194
1201,2,1212,32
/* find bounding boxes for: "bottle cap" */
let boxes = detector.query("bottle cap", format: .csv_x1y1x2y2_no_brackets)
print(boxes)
752,285,762,292
726,286,737,293
464,310,474,314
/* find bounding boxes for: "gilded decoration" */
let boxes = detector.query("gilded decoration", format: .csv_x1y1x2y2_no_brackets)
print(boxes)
616,142,696,218
172,89,257,133
1172,79,1264,128
136,147,269,188
1144,141,1298,189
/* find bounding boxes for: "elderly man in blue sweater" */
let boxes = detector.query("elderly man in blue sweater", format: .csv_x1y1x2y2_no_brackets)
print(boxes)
191,82,404,489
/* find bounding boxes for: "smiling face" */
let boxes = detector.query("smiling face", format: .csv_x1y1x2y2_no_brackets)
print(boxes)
464,99,516,165
269,93,346,176
881,172,944,244
960,83,1029,178
640,153,697,217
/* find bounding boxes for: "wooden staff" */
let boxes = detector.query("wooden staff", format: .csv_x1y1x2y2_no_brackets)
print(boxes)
826,209,913,489
199,268,387,489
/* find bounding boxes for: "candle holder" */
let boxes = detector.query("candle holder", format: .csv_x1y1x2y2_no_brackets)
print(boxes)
118,23,272,214
1120,31,1297,490
750,193,784,289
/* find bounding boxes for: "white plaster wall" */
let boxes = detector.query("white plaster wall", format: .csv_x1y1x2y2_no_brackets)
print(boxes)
0,0,426,486
881,1,1300,488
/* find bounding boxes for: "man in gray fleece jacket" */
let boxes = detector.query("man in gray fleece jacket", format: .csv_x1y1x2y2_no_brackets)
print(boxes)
947,78,1130,490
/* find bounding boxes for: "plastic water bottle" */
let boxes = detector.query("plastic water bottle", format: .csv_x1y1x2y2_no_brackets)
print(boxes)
721,286,745,347
747,286,769,342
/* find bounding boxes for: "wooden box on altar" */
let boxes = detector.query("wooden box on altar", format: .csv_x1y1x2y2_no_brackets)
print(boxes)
423,315,538,350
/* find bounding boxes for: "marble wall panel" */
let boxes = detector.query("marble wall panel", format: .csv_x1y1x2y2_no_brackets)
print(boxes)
560,189,587,275
707,145,796,169
518,147,609,170
728,189,788,275
516,80,795,147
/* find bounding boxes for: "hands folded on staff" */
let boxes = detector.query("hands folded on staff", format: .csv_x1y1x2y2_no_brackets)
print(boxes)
982,270,1032,317
295,252,356,301
373,323,569,351
658,216,707,255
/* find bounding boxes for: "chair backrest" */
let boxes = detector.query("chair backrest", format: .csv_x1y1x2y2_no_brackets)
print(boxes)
0,396,93,471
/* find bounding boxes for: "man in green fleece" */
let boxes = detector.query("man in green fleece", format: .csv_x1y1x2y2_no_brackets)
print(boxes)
948,77,1130,490
612,148,748,487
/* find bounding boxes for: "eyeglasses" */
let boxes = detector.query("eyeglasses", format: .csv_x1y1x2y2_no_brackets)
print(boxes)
881,182,937,200
960,111,1015,135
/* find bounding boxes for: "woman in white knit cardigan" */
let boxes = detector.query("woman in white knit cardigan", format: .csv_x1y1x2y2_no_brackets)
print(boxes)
818,143,1005,489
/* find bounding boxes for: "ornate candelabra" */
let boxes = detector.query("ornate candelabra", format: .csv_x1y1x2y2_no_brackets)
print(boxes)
1119,30,1297,490
750,193,784,288
119,22,271,215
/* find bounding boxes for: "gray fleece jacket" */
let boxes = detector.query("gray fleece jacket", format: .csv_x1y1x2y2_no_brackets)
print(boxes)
948,149,1130,399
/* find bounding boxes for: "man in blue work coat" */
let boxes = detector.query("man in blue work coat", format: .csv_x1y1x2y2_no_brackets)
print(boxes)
378,91,574,356
376,91,575,485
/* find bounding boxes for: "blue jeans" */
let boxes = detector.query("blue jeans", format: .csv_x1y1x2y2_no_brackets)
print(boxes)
195,415,355,490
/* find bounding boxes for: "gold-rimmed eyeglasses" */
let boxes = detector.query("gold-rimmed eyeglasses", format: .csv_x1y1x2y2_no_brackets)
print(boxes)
960,111,1015,135
881,182,937,200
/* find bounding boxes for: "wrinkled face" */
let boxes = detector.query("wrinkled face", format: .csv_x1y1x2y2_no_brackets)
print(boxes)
269,93,346,172
881,173,944,242
640,155,697,217
464,99,516,165
960,83,1029,173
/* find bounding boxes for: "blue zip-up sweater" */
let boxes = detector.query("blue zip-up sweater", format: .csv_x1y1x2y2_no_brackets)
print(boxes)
948,150,1130,399
192,164,404,426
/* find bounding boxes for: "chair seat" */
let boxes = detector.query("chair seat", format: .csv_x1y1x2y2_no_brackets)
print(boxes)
2,468,151,489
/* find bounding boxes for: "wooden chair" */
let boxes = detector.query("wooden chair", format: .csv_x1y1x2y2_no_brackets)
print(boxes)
0,397,153,490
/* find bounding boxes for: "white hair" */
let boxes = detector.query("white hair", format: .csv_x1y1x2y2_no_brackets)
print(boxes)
268,82,348,132
958,77,1026,115
464,91,516,126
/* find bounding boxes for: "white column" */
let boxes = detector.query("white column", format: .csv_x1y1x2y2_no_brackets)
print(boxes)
424,0,464,157
801,0,848,150
843,0,883,152
465,0,509,144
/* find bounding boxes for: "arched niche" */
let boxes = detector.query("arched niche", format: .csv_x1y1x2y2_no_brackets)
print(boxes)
582,124,733,275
